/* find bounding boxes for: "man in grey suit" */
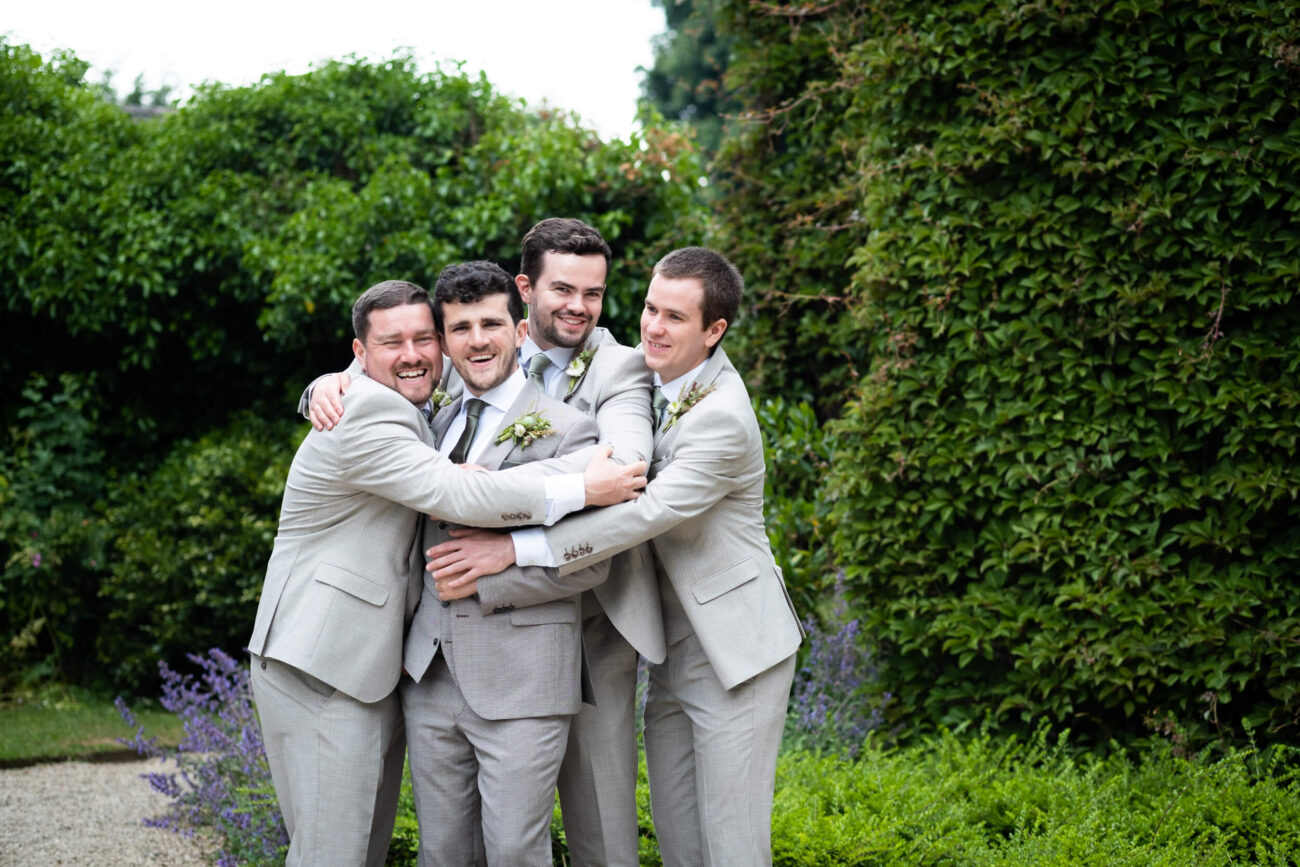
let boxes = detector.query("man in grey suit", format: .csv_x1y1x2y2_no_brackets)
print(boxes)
249,280,647,866
309,218,663,866
429,248,804,867
402,260,610,866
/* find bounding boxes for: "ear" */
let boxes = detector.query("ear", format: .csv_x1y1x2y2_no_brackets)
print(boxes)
515,274,533,305
514,318,529,349
352,337,367,372
703,318,728,350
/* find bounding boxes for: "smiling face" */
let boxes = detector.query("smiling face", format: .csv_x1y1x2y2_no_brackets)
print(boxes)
639,273,727,383
352,303,442,406
440,291,527,396
516,252,607,350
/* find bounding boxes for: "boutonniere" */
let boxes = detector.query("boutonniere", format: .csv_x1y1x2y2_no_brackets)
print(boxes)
429,388,452,418
564,345,598,395
495,411,556,449
663,382,717,431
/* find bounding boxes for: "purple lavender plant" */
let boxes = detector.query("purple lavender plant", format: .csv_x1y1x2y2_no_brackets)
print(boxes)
788,570,890,756
117,648,287,866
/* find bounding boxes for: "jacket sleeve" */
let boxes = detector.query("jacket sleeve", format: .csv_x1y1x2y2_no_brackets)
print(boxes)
335,384,550,527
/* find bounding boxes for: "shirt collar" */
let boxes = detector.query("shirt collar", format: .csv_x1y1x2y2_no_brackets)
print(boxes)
464,366,526,415
654,360,709,404
520,336,574,371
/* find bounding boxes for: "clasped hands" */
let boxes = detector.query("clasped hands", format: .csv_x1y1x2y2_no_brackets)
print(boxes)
426,529,516,600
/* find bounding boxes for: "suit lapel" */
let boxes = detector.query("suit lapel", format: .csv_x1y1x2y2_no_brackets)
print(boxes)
561,328,614,405
430,396,462,449
653,347,731,450
473,386,547,470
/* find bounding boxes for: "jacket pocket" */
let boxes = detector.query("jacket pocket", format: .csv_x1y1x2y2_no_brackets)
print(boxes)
692,558,758,604
313,563,390,607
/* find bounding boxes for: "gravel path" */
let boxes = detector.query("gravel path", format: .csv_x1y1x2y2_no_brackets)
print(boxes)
0,757,214,865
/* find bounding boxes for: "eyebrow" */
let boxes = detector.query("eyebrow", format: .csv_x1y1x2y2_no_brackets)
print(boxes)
446,316,509,329
371,328,435,341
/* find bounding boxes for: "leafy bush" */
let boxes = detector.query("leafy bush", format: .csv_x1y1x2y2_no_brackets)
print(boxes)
97,413,303,692
771,726,1300,866
0,373,111,688
709,0,1300,746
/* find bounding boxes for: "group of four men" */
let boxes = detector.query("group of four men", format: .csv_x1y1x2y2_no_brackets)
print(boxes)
248,218,804,866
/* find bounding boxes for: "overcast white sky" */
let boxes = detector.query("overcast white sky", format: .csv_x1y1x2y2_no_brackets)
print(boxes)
4,0,665,139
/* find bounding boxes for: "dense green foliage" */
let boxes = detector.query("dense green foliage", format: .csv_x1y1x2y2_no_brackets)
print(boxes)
0,40,704,693
708,1,1300,746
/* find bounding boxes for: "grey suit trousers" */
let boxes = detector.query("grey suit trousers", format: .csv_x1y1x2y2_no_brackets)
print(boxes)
556,610,643,867
250,655,404,867
643,635,797,867
401,655,571,867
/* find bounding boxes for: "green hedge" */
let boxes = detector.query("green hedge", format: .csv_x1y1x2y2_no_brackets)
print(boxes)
712,0,1300,746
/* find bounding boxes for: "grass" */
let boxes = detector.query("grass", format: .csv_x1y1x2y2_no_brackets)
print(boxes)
0,684,184,764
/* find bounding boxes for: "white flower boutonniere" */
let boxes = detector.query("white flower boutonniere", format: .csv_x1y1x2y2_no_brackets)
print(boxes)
429,387,452,418
663,382,717,432
564,345,598,395
495,411,556,449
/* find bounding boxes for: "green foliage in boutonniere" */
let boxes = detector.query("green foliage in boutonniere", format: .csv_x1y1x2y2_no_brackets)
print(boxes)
564,344,598,395
429,387,452,418
663,381,717,431
494,411,556,449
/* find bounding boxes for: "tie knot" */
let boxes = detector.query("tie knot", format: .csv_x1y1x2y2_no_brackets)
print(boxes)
464,398,486,421
651,386,669,428
527,353,552,388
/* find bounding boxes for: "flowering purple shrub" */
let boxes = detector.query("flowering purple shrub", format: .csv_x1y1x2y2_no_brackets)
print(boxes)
788,571,890,756
117,648,287,866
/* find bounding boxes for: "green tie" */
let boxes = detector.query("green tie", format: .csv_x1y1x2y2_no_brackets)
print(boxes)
527,353,552,393
449,399,486,464
651,386,669,430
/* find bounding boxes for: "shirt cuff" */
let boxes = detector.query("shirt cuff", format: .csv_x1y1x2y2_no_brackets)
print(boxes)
510,527,557,568
543,473,586,526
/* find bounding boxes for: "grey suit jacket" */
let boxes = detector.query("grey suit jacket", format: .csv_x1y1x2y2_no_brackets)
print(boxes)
251,376,577,704
529,327,665,663
533,346,803,690
403,384,608,719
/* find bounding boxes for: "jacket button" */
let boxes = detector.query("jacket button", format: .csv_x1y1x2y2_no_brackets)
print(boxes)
440,601,451,608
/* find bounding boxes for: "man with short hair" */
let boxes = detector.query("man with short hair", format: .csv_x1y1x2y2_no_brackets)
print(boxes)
429,248,803,867
309,219,661,867
402,260,611,866
250,279,646,866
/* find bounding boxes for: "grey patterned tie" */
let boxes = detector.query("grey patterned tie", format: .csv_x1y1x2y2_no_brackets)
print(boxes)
449,399,486,464
651,386,669,431
527,353,552,393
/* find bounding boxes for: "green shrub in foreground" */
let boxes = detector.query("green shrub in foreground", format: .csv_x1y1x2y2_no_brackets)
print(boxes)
771,727,1300,866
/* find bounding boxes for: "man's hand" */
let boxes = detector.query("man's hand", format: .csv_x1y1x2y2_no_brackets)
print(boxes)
427,528,516,589
583,445,648,507
308,372,352,431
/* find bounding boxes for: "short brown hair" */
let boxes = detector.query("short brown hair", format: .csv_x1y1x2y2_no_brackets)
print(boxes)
352,280,433,342
519,218,612,287
652,247,743,338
